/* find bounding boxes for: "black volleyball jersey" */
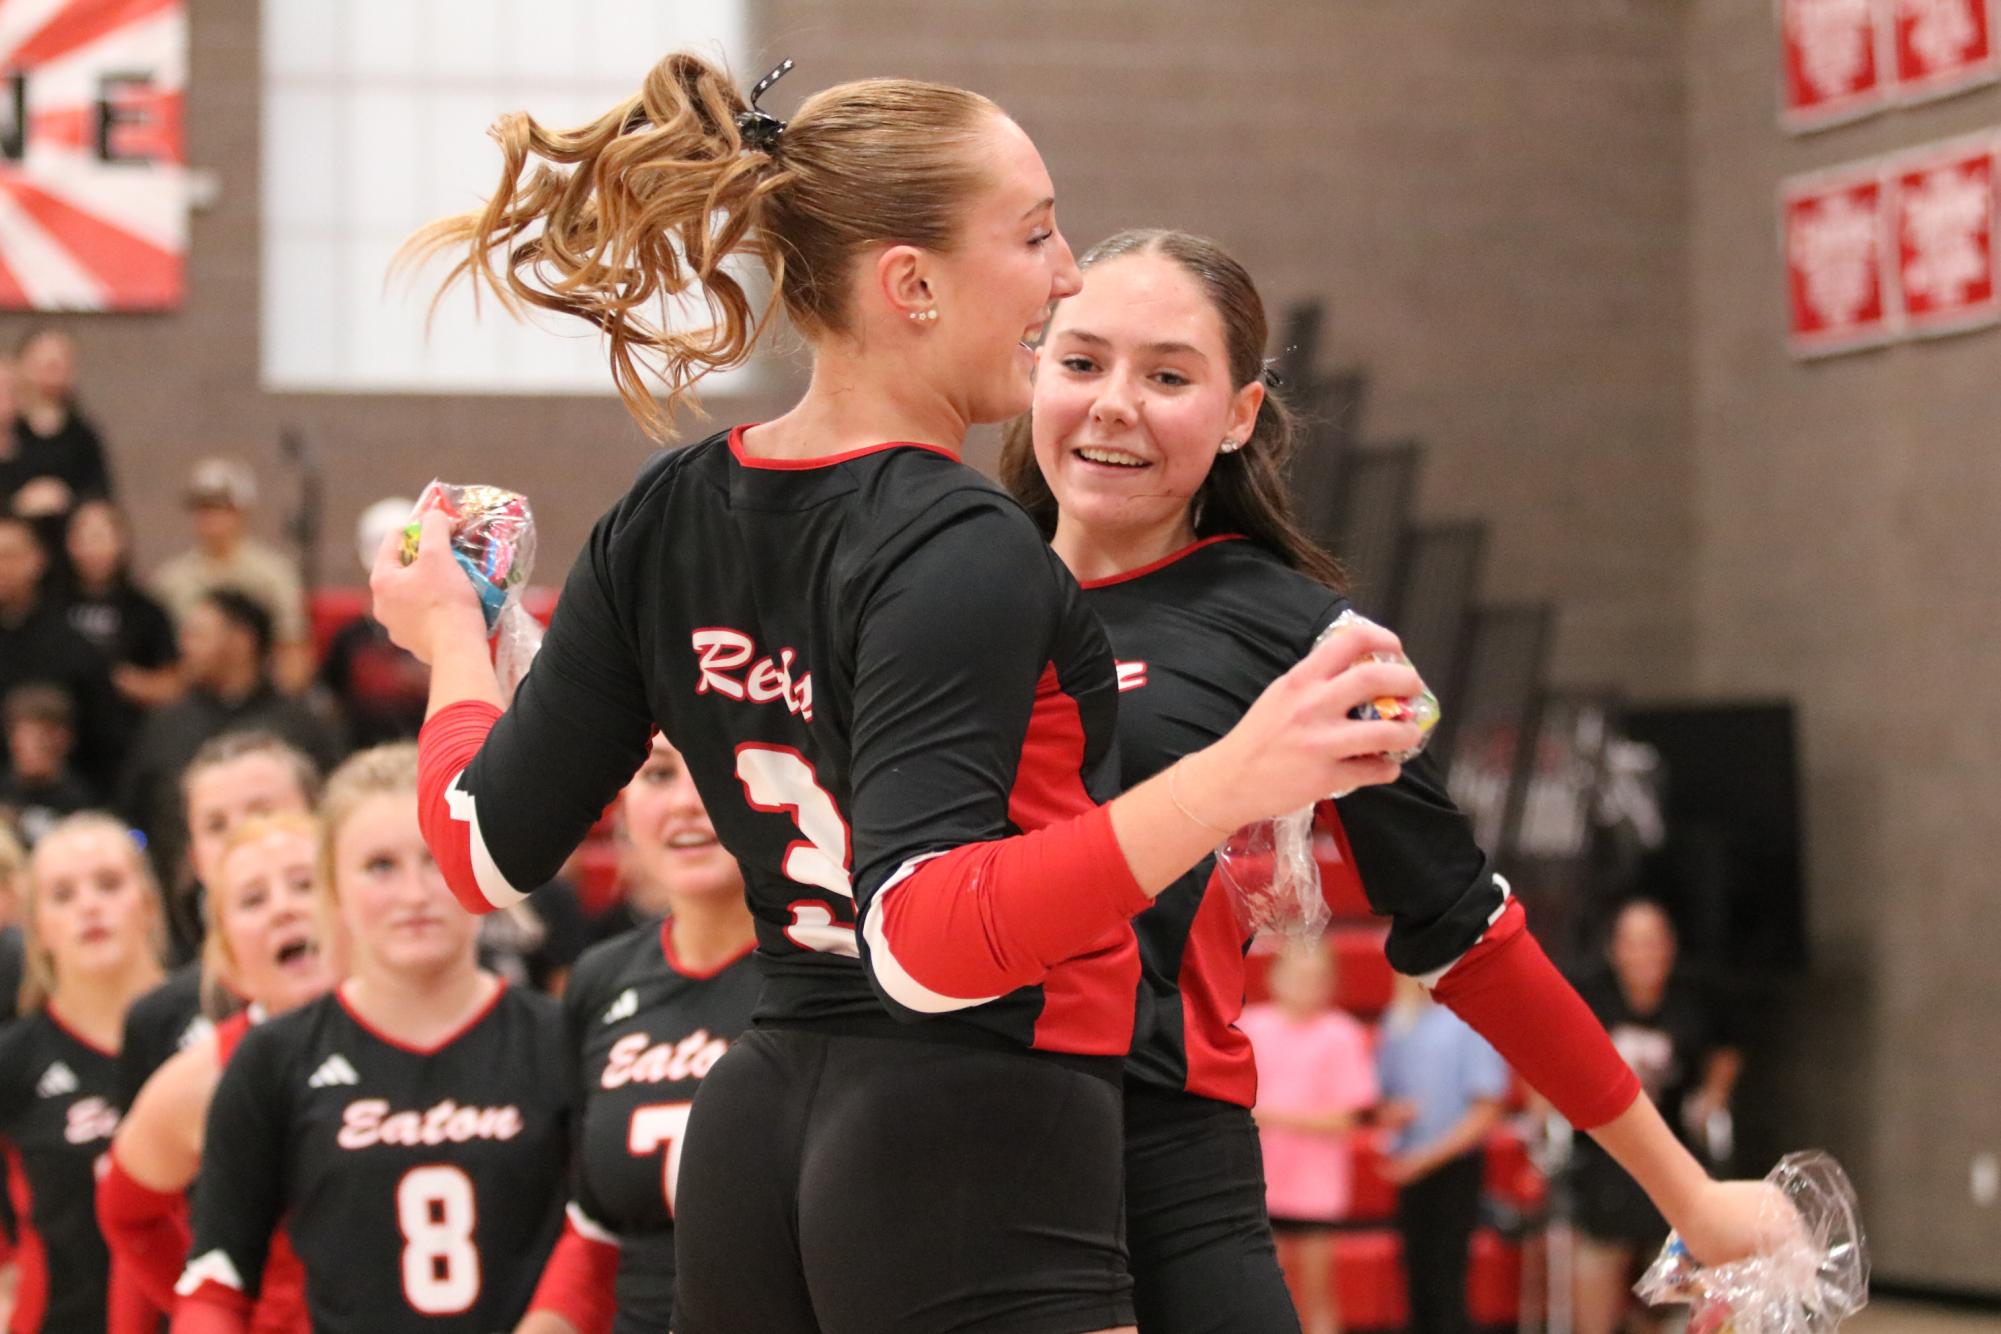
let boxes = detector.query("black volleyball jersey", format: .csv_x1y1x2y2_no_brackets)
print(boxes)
116,961,212,1106
1080,537,1506,1105
433,428,1137,1055
0,1008,123,1334
180,983,569,1332
564,921,760,1329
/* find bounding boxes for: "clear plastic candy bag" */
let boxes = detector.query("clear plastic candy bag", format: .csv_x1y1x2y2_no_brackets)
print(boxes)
1636,1152,1869,1334
402,480,544,698
1214,610,1439,938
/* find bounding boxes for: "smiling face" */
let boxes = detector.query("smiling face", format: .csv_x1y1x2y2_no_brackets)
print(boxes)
29,823,157,989
332,791,476,979
888,112,1081,426
1031,250,1263,551
214,825,333,1013
620,734,742,919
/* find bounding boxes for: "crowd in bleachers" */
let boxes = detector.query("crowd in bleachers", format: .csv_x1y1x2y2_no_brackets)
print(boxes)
0,327,1738,1334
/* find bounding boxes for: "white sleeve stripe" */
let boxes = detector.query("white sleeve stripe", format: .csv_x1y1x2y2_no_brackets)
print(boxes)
859,852,1003,1015
176,1248,246,1296
566,1200,621,1246
1414,873,1513,989
446,770,528,910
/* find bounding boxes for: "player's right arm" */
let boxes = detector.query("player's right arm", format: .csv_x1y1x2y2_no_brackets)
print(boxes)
848,500,1425,1014
172,1032,289,1333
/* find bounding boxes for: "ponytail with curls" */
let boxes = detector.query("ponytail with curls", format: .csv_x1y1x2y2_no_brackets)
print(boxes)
1000,229,1347,591
402,54,999,440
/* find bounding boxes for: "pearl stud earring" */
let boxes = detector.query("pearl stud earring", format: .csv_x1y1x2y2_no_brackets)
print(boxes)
1219,438,1242,454
908,309,938,323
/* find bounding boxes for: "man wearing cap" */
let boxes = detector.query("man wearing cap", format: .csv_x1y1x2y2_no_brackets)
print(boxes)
151,457,313,692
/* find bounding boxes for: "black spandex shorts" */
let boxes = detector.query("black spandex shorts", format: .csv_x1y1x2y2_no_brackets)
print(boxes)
673,1021,1135,1334
1123,1080,1301,1334
1568,1141,1670,1251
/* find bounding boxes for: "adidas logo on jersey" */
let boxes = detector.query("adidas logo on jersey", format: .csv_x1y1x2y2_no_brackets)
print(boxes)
308,1054,361,1088
35,1061,78,1098
602,988,640,1025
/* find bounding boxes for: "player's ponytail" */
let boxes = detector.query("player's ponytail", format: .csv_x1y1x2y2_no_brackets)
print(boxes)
1000,229,1348,591
404,54,999,439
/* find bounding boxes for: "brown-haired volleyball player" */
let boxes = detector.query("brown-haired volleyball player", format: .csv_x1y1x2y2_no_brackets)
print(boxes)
1002,229,1781,1332
371,53,1425,1334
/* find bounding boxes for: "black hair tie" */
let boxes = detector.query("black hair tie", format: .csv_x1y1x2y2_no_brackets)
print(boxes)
736,59,794,154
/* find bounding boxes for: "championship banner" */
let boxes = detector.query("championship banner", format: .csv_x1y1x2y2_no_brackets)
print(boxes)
0,0,187,311
1890,134,1999,335
1782,160,1895,356
1889,0,1997,103
1780,0,1887,132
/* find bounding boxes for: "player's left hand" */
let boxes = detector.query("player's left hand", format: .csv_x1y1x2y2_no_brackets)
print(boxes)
1673,1178,1801,1268
370,508,487,665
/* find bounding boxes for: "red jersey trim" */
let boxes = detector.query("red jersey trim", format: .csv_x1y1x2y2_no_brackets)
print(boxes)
44,1003,118,1058
3,1142,49,1333
333,977,505,1057
658,921,757,981
727,422,960,470
1074,534,1247,589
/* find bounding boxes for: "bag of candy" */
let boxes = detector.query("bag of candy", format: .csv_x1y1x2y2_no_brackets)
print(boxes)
1636,1151,1869,1334
1215,610,1439,938
402,481,544,698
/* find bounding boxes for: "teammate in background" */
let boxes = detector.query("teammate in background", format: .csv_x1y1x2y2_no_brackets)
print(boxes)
174,744,568,1334
0,813,166,1334
375,52,1420,1334
519,734,759,1334
1241,942,1378,1334
1000,228,1780,1332
118,732,322,1108
1568,899,1742,1334
98,813,335,1333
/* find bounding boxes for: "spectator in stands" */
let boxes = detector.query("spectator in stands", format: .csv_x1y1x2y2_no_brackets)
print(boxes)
64,499,182,718
117,590,341,884
1568,899,1743,1334
0,512,121,791
0,685,96,846
1242,940,1378,1334
3,329,113,531
1376,972,1510,1334
319,496,430,747
150,457,313,692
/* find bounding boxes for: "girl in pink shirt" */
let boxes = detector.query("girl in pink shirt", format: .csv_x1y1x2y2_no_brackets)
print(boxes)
1242,940,1379,1334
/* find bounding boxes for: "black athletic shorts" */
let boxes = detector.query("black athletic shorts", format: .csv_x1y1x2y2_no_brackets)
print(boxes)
1123,1080,1301,1334
674,1019,1135,1334
1568,1141,1669,1250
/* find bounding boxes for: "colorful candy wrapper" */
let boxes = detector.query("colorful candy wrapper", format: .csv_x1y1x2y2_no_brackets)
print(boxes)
1636,1152,1869,1334
402,480,544,698
1215,610,1438,938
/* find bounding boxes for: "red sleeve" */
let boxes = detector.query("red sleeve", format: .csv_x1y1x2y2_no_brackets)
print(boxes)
170,1287,251,1334
526,1215,621,1334
860,802,1150,1011
96,1150,192,1316
417,700,511,915
1429,898,1641,1130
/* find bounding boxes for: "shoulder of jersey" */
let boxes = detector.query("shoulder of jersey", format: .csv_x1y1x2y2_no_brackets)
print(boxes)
1201,540,1350,642
567,921,662,1013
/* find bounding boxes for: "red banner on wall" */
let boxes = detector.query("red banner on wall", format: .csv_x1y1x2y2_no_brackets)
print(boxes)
0,0,188,311
1780,0,1889,130
1888,0,1998,102
1890,136,1999,334
1783,163,1895,355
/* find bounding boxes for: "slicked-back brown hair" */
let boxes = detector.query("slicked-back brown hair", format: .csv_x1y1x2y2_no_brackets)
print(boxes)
403,55,999,439
1001,228,1346,590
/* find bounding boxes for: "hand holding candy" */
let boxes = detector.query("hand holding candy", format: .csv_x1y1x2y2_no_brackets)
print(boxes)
1637,1153,1868,1334
1322,609,1439,764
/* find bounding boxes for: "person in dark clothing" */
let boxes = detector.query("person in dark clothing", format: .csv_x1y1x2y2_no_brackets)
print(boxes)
4,330,112,573
117,590,342,886
0,684,97,846
0,513,122,791
62,499,182,723
319,498,429,747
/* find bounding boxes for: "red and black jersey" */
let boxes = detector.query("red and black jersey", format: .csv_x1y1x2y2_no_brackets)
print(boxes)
422,427,1144,1057
561,921,760,1331
178,983,569,1332
0,1007,124,1333
1080,536,1504,1107
116,962,213,1108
